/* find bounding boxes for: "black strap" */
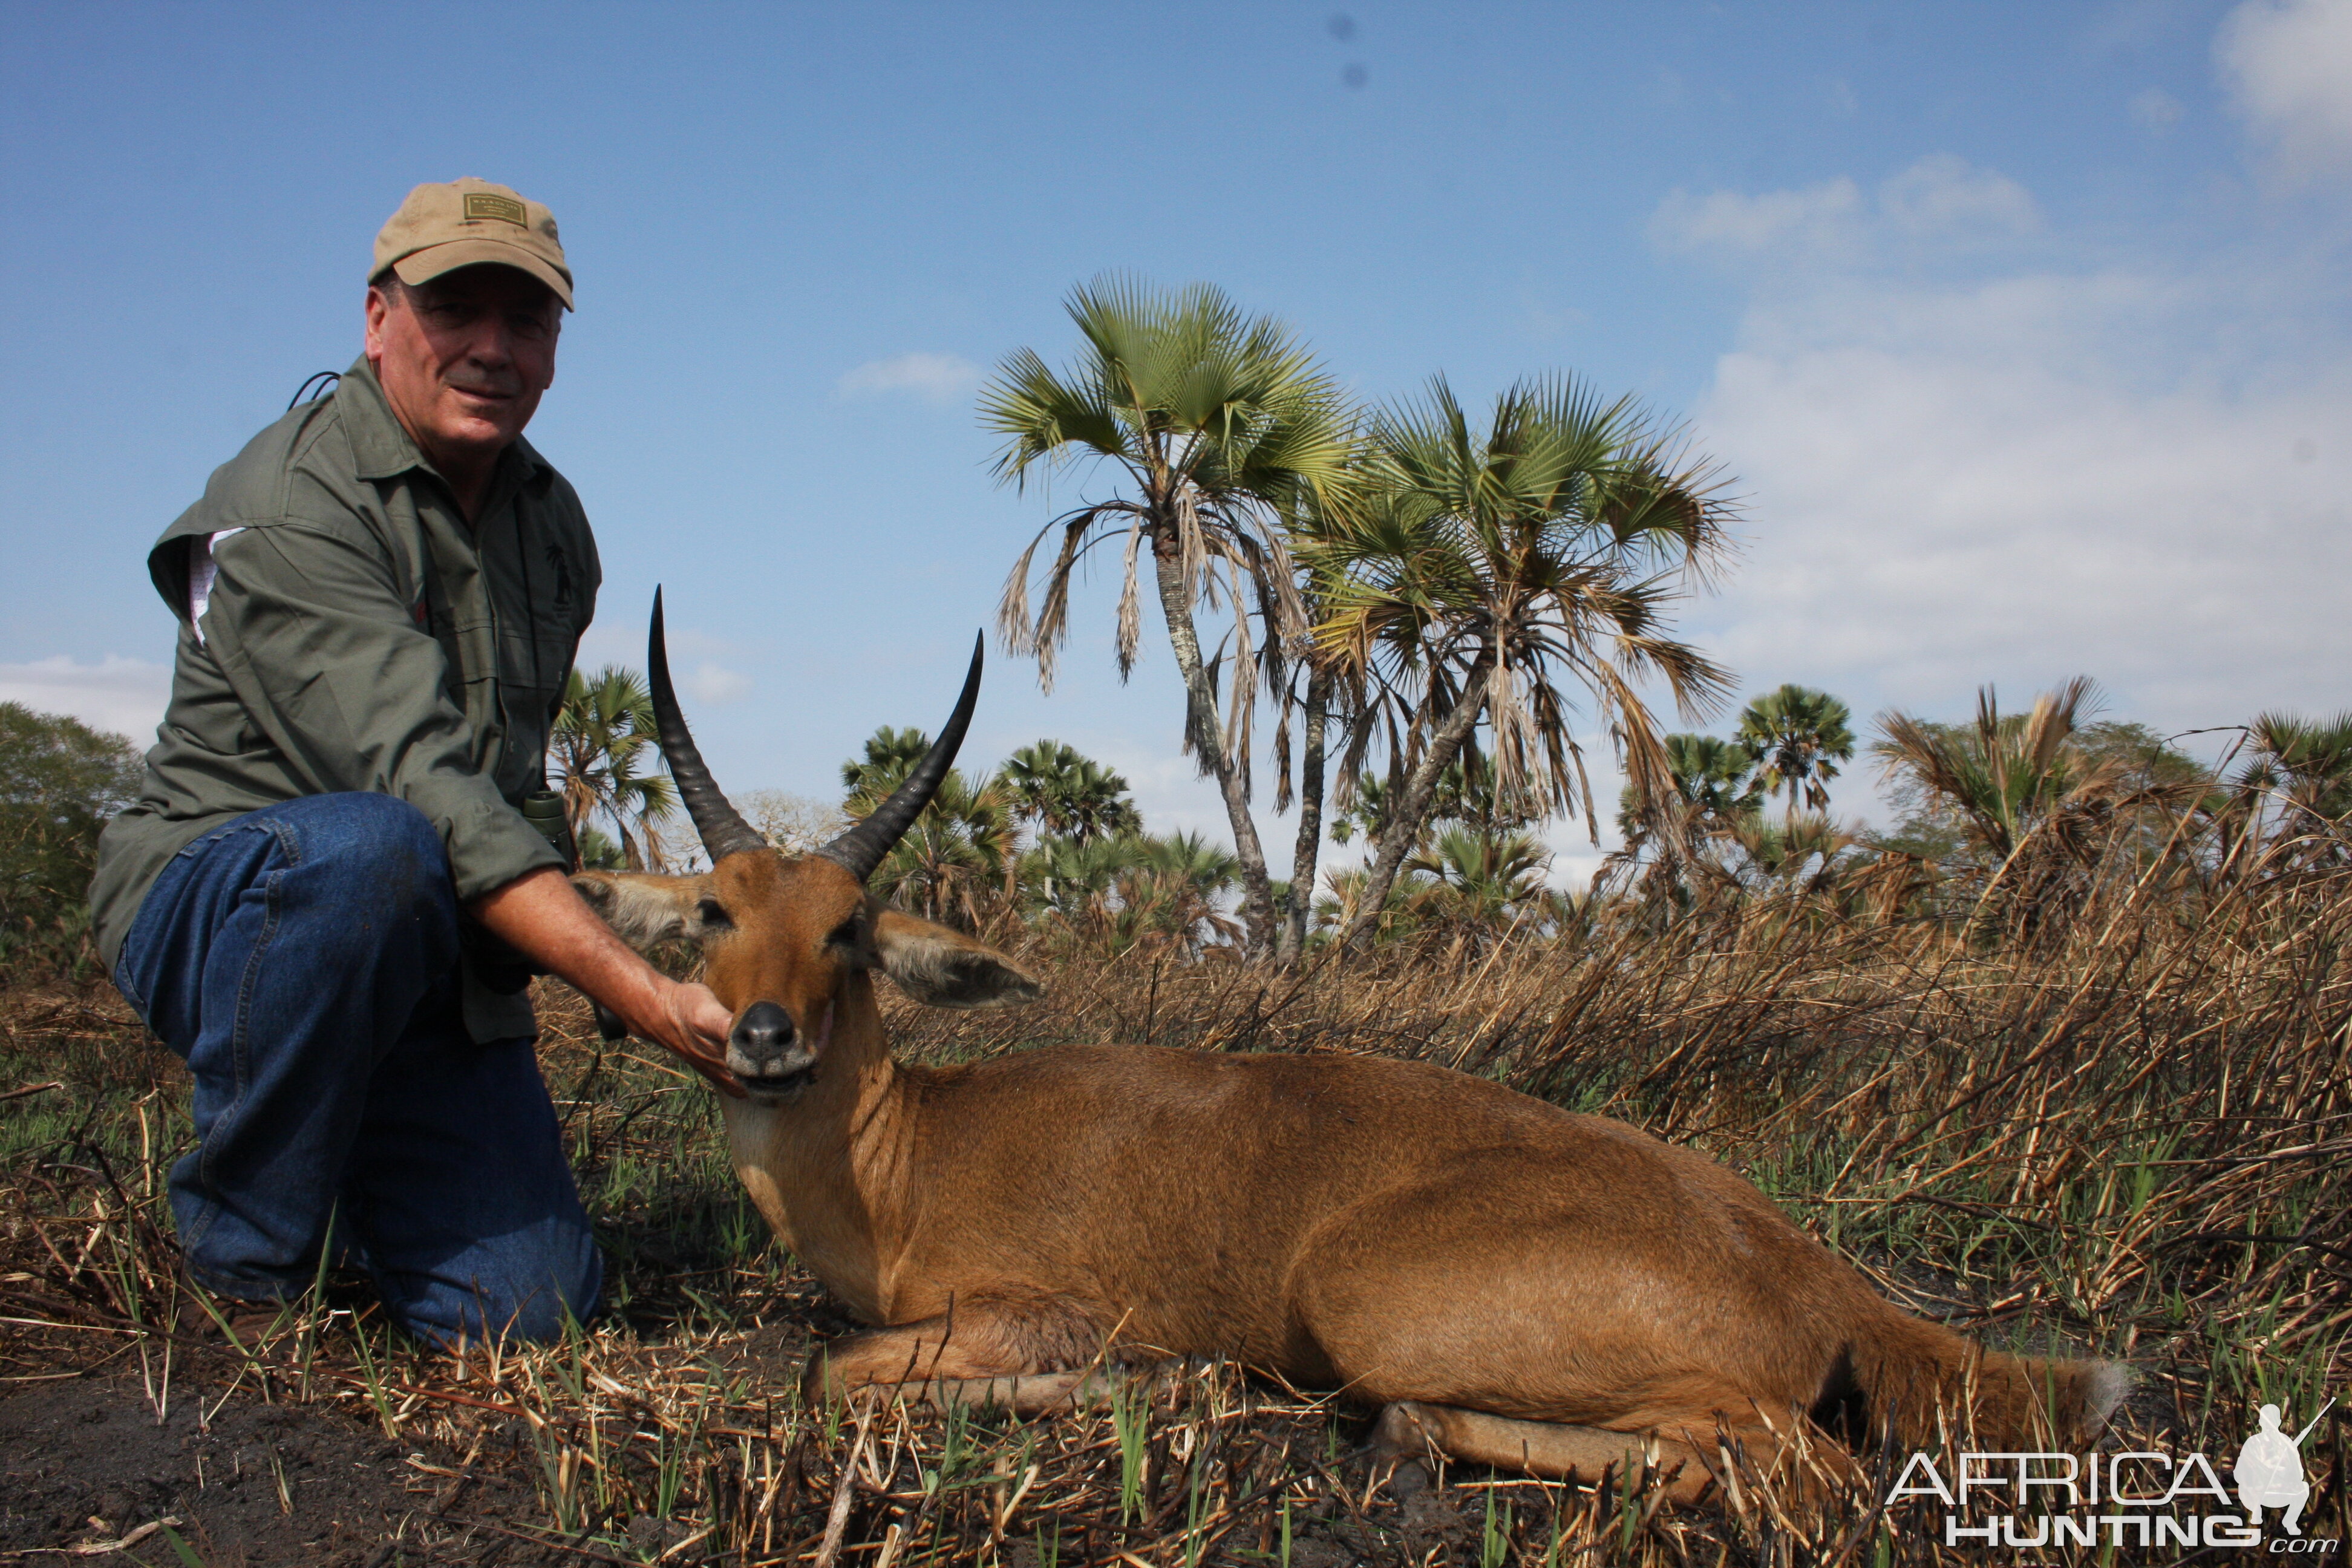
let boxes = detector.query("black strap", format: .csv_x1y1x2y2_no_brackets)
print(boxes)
286,371,342,412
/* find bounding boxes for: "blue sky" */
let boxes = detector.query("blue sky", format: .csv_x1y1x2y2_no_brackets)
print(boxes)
6,1,2348,885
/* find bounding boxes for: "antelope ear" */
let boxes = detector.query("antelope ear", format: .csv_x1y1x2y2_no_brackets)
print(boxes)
573,871,701,950
872,909,1043,1009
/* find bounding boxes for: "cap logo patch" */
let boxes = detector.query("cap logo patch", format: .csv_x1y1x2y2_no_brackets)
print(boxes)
463,192,527,227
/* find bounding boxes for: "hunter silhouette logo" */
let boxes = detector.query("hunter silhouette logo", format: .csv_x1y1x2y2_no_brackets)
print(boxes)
2238,1399,2331,1537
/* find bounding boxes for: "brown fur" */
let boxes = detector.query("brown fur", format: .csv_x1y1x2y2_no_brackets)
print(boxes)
577,855,2125,1493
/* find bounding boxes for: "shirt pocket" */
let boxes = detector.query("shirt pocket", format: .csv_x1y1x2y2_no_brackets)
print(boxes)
494,626,576,789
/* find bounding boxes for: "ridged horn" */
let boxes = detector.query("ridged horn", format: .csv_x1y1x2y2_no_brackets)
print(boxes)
818,633,984,882
647,589,769,864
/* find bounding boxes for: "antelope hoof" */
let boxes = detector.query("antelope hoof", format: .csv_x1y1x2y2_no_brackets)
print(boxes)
1372,1402,1442,1492
1373,1402,1439,1459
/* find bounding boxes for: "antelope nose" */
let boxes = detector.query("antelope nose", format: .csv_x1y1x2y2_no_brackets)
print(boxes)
727,1001,797,1076
731,1001,795,1053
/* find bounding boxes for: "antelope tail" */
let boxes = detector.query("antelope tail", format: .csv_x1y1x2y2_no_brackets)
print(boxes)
1828,1312,2130,1451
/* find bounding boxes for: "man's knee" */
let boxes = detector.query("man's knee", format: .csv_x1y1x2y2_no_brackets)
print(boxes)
288,794,454,923
305,792,448,877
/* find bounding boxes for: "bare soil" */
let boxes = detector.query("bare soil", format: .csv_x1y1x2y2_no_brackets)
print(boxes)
0,1359,564,1566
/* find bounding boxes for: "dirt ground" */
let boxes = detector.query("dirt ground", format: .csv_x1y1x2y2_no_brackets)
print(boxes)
0,1354,571,1567
0,1342,1472,1568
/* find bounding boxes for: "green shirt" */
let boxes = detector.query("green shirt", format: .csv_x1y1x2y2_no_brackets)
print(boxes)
91,359,601,1042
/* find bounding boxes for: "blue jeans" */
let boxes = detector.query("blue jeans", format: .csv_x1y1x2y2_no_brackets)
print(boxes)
113,792,601,1347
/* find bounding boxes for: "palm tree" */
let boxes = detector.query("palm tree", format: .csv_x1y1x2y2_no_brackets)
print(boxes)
1027,829,1242,958
2234,711,2352,850
1664,733,1762,822
1333,757,1538,848
1871,678,2202,937
986,276,1357,957
1870,679,2114,866
549,665,678,871
1025,830,1149,920
1612,733,1762,890
1725,811,1856,895
995,740,1142,846
575,825,627,871
841,727,935,797
1304,374,1734,948
1270,495,1368,967
1131,830,1245,956
841,727,1013,929
1273,645,1340,966
1325,770,1397,849
1312,865,1429,946
1736,685,1855,817
1403,826,1552,942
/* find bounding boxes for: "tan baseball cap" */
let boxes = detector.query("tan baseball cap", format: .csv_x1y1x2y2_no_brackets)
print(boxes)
371,177,573,309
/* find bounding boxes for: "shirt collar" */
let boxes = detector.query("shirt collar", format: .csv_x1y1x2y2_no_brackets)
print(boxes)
338,356,555,493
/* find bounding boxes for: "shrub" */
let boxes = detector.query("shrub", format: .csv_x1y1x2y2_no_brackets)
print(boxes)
0,702,143,978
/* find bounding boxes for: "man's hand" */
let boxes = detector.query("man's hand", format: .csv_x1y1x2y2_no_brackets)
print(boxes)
655,979,742,1096
468,866,749,1097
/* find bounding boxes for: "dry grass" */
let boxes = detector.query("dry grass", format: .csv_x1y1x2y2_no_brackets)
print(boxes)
2,867,2346,1564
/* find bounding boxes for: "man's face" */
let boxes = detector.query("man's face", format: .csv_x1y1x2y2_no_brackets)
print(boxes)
364,264,560,471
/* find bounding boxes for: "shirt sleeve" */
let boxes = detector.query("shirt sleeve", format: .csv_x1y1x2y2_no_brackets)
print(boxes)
197,520,563,903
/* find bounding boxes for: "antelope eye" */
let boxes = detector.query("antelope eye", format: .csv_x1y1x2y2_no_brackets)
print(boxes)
825,916,862,948
695,898,733,930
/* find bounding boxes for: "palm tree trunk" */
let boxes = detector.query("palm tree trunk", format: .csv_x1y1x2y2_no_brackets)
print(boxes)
1340,658,1495,950
1152,542,1280,957
1277,664,1331,965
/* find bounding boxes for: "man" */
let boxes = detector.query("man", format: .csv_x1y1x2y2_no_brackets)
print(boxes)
91,178,737,1348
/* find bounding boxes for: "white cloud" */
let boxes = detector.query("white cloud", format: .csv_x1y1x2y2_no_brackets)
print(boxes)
835,351,982,405
0,655,171,740
1696,308,2352,726
1650,175,1866,257
1657,152,2352,751
1650,155,2037,264
2219,0,2352,178
687,661,752,705
1876,155,2039,238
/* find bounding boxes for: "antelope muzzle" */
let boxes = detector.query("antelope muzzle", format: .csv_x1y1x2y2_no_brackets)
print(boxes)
727,999,810,1084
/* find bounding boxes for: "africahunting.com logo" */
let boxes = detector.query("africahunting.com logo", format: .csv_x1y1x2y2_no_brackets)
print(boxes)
1887,1397,2336,1551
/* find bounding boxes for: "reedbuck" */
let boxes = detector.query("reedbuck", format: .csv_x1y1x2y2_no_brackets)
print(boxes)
576,593,2125,1501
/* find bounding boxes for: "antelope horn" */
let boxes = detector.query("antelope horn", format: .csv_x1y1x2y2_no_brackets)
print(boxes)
647,589,769,864
818,633,984,882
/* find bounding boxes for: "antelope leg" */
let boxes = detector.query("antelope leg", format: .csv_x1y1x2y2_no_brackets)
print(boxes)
1373,1400,1871,1506
1372,1402,1723,1503
802,1302,1108,1409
